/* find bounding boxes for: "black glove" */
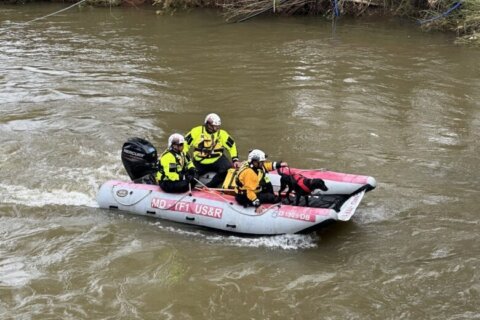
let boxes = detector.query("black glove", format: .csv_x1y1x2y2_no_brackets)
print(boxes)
185,168,197,182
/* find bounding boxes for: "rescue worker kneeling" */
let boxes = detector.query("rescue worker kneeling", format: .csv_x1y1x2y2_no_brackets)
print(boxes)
157,133,197,193
235,149,288,209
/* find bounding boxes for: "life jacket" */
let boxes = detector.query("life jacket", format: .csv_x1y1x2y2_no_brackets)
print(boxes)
222,168,238,189
193,126,225,161
235,163,266,195
291,173,311,193
157,150,188,182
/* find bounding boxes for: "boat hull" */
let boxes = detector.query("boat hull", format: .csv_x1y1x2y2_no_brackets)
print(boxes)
96,169,376,235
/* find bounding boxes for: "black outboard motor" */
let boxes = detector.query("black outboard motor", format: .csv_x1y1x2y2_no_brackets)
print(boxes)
121,137,159,184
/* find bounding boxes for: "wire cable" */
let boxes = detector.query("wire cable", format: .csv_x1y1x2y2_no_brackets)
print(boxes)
418,1,463,25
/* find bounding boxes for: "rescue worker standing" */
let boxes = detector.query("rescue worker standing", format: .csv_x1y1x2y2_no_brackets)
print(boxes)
184,113,240,188
235,149,288,209
157,133,197,193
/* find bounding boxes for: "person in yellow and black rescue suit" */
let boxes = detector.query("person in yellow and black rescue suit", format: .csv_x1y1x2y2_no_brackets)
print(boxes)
184,113,240,188
156,133,197,193
235,149,288,209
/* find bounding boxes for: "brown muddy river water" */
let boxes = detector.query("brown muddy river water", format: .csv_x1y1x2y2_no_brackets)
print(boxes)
1,3,479,319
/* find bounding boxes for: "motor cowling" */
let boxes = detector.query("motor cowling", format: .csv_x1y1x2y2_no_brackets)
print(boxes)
121,137,158,184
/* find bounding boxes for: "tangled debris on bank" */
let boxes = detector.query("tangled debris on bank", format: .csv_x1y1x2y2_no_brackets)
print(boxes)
3,0,479,45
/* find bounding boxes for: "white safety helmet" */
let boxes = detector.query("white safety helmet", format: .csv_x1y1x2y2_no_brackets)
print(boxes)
204,113,221,126
168,133,185,149
248,149,267,162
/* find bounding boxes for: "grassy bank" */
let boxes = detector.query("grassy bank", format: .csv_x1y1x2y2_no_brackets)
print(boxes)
4,0,479,45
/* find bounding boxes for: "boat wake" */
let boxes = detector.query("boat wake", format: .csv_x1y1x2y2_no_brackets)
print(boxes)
206,233,319,250
152,222,319,250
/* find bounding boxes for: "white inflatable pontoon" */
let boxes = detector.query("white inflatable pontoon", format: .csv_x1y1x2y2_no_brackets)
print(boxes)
96,167,376,235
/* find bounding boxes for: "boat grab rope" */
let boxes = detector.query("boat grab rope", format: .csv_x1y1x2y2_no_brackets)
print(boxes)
193,178,281,217
141,181,198,212
151,191,195,211
296,168,328,172
111,188,153,206
278,166,326,177
418,1,463,25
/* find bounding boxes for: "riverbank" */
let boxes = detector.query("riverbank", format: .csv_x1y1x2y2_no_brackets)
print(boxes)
3,0,479,45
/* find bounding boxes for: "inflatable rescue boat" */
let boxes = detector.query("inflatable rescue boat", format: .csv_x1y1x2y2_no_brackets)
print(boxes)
96,138,376,235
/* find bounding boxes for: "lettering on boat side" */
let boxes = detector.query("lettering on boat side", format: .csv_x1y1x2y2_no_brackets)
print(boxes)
277,211,315,222
116,189,128,197
151,198,223,219
277,207,329,222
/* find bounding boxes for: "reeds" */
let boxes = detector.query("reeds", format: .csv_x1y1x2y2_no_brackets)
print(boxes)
221,0,386,22
218,0,478,44
221,0,318,23
85,0,122,6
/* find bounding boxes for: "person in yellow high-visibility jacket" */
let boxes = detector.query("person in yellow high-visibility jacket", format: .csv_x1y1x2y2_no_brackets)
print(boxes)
156,133,197,193
235,149,288,208
184,113,240,188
